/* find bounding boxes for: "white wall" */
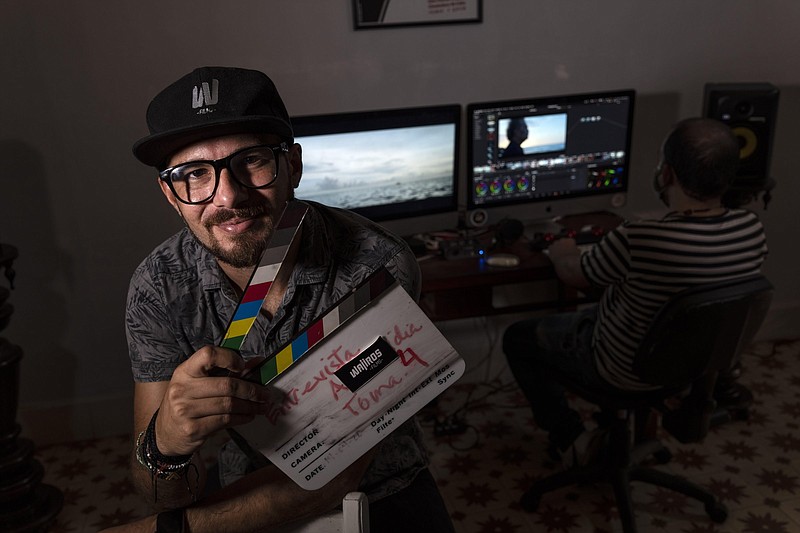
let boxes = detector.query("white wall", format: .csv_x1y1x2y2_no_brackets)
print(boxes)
2,1,798,444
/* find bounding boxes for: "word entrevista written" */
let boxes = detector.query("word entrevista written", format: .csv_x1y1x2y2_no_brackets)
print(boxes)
263,322,429,424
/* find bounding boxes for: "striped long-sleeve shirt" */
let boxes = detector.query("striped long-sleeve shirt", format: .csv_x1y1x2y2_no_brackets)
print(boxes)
580,208,768,390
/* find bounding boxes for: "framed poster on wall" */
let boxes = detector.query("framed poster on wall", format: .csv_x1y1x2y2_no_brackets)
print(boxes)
354,0,482,30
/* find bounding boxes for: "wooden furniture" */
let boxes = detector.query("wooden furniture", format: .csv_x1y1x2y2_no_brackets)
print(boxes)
418,212,622,321
419,242,567,321
0,244,62,532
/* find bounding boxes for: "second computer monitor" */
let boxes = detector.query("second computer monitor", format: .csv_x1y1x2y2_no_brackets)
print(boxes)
466,89,635,226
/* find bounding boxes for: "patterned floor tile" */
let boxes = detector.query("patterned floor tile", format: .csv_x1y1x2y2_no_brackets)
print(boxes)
423,339,800,532
724,504,797,533
22,339,800,532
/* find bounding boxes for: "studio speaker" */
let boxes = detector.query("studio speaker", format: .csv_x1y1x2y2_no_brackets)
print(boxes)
703,82,780,188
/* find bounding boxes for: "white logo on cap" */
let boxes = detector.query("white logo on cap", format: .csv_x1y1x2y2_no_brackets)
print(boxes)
192,79,219,113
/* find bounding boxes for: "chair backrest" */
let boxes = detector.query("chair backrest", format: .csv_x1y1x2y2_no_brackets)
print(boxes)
633,274,773,389
272,492,370,533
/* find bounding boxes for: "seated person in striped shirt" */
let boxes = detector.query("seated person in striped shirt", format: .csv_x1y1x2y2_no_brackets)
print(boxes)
502,117,768,466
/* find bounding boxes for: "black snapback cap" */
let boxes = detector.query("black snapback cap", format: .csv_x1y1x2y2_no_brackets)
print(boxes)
132,66,294,168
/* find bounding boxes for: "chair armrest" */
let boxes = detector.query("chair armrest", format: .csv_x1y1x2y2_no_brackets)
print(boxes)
271,491,370,532
343,492,370,533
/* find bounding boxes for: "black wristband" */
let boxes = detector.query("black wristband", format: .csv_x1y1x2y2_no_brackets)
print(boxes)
147,409,193,466
136,409,193,481
156,508,186,533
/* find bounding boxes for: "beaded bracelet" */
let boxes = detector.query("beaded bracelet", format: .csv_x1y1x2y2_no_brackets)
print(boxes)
135,409,193,481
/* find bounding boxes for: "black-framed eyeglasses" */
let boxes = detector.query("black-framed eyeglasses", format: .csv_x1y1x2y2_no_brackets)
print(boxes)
159,143,290,205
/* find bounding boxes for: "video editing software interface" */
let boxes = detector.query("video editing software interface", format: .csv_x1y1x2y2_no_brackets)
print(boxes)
467,90,635,213
292,104,460,225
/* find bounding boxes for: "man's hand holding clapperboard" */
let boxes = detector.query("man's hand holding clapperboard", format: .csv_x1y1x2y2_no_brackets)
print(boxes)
218,201,465,489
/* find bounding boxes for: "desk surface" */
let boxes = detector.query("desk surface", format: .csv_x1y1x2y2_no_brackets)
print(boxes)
416,212,621,321
418,241,563,321
419,243,553,292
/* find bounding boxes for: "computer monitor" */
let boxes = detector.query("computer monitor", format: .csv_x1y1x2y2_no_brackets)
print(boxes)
292,104,461,237
466,89,635,227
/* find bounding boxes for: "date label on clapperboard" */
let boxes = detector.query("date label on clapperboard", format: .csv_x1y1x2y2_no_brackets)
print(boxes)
235,279,465,490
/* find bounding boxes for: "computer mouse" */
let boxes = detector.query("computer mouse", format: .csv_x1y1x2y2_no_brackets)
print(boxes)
485,253,521,267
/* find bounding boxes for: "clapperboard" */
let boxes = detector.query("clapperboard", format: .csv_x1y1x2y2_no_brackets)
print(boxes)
221,201,465,490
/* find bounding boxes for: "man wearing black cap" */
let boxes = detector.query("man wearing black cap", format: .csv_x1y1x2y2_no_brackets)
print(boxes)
110,67,454,532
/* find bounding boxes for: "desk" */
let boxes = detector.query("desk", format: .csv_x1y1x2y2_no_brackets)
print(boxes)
418,247,565,321
417,212,621,321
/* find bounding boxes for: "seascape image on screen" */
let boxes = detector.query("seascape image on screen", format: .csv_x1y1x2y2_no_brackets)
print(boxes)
294,124,456,210
498,113,567,158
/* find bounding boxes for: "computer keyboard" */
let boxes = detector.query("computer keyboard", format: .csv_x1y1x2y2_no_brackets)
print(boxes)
530,225,606,251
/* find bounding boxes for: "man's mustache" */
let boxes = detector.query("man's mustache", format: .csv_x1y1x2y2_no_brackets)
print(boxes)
205,205,267,226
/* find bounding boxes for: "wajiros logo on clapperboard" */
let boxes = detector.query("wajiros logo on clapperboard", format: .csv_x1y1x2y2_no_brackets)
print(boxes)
335,337,398,392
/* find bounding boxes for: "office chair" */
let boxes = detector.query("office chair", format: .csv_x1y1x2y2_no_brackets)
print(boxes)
519,274,774,533
273,492,369,533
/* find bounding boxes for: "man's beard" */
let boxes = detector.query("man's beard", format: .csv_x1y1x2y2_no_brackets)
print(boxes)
205,231,266,268
192,205,270,269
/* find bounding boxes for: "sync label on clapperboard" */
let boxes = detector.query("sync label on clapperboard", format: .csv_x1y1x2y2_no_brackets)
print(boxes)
235,281,465,490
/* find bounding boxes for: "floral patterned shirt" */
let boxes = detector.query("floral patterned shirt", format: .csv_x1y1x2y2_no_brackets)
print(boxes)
125,200,427,500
